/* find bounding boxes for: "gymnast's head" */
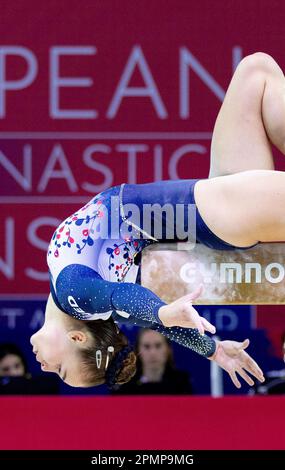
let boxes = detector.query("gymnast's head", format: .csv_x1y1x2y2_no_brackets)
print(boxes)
30,293,137,388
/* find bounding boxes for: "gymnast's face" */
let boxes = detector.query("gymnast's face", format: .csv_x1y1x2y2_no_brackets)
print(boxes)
30,293,94,387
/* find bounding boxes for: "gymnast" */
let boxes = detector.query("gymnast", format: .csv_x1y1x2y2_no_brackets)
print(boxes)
31,52,285,390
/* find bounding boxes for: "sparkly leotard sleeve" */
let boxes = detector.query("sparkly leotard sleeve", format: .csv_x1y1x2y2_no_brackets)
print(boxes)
111,311,216,357
49,263,165,325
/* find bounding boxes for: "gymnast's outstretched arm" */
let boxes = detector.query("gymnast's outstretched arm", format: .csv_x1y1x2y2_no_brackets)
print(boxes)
148,323,216,357
50,264,215,333
112,311,216,357
113,313,265,388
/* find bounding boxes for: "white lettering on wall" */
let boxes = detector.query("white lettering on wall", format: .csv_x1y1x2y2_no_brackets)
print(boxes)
0,45,243,120
0,46,38,117
25,217,60,280
29,309,45,329
50,46,97,119
0,218,14,279
0,308,24,329
107,45,168,119
116,144,148,184
38,144,78,192
82,144,113,193
0,145,32,190
180,47,225,119
169,144,206,179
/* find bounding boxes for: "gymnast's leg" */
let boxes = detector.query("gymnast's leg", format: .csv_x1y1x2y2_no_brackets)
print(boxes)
209,52,285,178
192,53,285,246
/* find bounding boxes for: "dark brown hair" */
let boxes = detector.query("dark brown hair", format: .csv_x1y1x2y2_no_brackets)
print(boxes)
79,318,137,388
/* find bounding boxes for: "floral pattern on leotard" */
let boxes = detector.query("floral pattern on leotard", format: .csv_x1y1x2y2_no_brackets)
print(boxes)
106,237,152,282
47,197,104,259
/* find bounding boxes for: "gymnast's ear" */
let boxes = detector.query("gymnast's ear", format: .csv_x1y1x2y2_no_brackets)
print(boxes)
67,330,88,344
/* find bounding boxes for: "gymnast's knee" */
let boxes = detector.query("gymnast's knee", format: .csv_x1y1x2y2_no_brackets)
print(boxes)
236,52,278,76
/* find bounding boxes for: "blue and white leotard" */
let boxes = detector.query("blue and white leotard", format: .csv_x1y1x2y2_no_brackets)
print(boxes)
47,179,258,358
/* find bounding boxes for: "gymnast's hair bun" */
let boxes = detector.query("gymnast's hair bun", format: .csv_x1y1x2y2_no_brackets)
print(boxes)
105,345,137,389
81,318,137,388
116,350,137,385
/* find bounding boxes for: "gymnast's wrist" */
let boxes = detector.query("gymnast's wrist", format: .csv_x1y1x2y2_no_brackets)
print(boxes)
157,304,171,327
207,339,219,359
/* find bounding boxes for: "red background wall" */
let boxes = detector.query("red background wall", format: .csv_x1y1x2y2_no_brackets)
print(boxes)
0,396,283,450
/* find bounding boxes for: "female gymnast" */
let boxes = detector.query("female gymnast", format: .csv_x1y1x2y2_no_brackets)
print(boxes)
31,52,285,390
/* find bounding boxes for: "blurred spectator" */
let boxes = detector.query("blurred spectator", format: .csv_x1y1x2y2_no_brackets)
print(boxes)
111,328,193,395
0,343,29,378
251,332,285,395
0,343,59,395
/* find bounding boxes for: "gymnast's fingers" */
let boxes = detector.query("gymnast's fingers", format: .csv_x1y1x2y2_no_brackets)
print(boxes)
201,317,216,334
236,367,255,386
243,354,265,382
188,309,205,335
185,284,203,302
229,370,241,389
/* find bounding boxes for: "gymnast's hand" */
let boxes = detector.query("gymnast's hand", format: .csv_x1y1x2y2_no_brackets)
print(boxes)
157,285,216,334
209,339,265,388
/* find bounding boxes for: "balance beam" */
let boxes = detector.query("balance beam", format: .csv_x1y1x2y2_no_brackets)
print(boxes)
141,243,285,304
